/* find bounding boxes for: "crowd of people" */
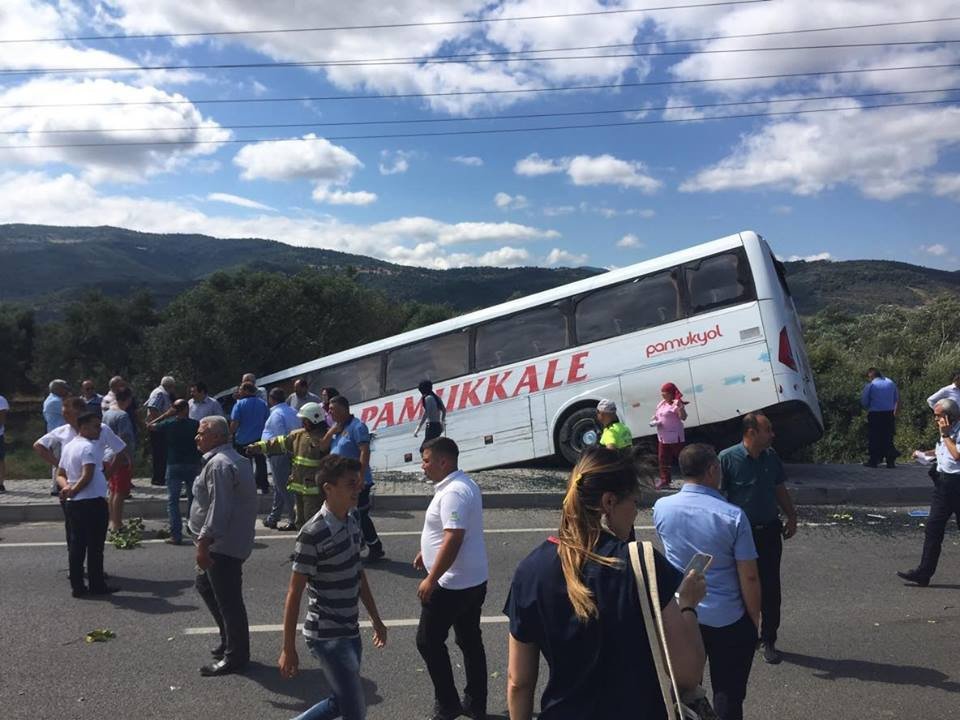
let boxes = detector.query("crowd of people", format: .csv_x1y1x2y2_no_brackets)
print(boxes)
3,365,958,719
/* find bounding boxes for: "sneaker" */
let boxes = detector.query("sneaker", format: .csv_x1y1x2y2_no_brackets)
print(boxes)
277,521,296,531
761,642,782,664
429,703,465,720
261,518,278,530
896,569,930,587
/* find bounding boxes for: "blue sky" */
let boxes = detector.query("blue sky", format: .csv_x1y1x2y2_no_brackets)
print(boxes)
0,0,957,269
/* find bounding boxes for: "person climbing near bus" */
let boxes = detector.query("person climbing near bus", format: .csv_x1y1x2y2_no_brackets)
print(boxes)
596,399,633,453
413,379,447,452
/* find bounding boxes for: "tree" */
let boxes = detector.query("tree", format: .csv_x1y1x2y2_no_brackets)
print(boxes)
0,304,36,393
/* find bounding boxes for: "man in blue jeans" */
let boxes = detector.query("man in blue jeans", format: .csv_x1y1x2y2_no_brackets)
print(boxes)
279,455,388,720
149,399,200,545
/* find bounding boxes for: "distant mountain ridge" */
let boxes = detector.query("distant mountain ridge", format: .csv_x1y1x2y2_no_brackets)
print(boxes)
1,223,957,317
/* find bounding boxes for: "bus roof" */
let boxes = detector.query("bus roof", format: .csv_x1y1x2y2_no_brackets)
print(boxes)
258,230,756,385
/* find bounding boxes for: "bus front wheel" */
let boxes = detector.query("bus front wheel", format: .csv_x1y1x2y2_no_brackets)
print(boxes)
556,407,601,465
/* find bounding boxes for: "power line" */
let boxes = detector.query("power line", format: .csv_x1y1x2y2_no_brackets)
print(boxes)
2,38,958,76
1,61,956,110
2,96,955,150
6,87,955,135
0,0,770,44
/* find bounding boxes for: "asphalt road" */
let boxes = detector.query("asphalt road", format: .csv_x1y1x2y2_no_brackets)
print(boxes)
1,506,958,720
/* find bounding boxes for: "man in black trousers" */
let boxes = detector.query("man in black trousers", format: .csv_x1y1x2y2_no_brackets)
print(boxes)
189,415,258,676
414,438,489,720
898,399,960,586
719,413,798,665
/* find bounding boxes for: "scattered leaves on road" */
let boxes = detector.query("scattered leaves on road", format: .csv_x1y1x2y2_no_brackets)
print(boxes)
110,517,145,549
85,629,116,643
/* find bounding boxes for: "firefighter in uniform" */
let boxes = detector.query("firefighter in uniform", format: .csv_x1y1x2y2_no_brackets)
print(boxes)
244,402,333,528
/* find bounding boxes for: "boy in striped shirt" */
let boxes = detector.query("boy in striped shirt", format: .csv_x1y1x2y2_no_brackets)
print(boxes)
279,455,388,720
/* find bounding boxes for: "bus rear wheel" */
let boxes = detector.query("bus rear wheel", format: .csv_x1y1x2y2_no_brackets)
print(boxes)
556,407,600,465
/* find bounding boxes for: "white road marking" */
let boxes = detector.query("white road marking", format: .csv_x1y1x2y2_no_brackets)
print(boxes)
0,525,658,549
184,616,510,636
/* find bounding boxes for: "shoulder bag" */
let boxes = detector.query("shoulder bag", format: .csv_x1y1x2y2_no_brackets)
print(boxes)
628,541,718,720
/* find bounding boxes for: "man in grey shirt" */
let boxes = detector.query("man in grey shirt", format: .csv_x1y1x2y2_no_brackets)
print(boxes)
287,377,321,412
189,415,258,676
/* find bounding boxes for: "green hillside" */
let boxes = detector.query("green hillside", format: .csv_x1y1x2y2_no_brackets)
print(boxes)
1,224,956,317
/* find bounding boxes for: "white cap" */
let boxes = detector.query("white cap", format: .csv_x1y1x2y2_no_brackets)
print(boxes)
597,398,617,414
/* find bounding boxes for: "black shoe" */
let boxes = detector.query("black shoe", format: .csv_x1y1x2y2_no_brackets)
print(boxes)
89,585,119,595
897,569,930,587
0,483,6,493
362,544,386,564
862,461,878,468
210,643,225,660
200,659,246,677
761,642,782,664
261,517,278,529
71,586,89,598
430,704,464,720
150,480,166,487
886,462,896,468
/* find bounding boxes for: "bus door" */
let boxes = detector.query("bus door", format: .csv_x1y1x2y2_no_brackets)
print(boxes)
455,396,536,471
618,360,698,440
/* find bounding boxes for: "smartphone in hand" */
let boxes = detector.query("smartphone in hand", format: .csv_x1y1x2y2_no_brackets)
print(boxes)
685,552,713,575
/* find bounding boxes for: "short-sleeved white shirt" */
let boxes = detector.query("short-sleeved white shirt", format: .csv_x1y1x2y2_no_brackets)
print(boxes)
420,469,488,590
38,423,126,463
59,435,108,500
0,394,8,436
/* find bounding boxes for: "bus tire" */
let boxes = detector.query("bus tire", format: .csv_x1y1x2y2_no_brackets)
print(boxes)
556,407,601,465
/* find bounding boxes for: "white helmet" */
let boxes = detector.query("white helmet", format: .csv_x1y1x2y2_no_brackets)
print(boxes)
297,401,325,425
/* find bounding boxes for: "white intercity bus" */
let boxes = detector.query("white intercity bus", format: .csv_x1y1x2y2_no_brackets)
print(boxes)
257,230,822,472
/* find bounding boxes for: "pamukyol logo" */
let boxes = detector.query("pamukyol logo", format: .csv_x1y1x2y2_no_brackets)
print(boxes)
646,324,723,358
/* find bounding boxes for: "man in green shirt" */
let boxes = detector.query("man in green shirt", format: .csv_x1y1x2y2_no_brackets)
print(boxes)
150,399,201,544
719,412,797,666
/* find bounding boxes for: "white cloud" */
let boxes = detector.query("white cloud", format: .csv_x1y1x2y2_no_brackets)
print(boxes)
932,174,960,201
494,192,529,210
545,248,588,266
567,155,661,192
786,252,833,262
233,134,376,205
681,106,960,200
101,0,657,115
542,205,576,217
515,153,661,192
0,170,562,269
206,192,275,211
514,153,566,177
921,244,949,257
379,150,412,175
0,77,230,182
616,234,643,249
592,206,656,219
234,134,362,182
450,155,483,167
312,188,378,206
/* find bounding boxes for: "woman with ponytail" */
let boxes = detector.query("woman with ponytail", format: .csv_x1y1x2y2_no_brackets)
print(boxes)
504,447,706,720
413,380,447,450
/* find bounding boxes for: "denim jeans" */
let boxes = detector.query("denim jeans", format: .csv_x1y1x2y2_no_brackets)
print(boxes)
292,635,365,720
165,463,198,541
267,454,294,524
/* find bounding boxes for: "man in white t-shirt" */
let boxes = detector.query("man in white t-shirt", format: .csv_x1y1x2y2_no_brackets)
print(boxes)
0,393,8,492
413,437,489,720
57,411,124,598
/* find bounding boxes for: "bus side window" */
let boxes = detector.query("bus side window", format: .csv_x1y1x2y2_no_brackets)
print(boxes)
385,332,470,395
575,270,680,344
683,249,756,315
317,354,384,403
474,305,568,371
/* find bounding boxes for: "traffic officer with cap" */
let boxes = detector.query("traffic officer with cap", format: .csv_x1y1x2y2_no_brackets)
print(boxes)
245,402,334,528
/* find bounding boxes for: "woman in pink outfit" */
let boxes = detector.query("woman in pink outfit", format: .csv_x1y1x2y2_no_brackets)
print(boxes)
652,382,688,489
